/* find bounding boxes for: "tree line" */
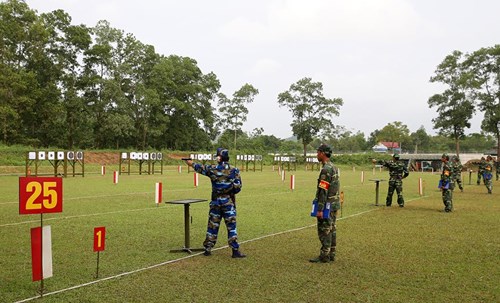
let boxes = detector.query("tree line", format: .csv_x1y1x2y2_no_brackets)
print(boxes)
1,0,498,156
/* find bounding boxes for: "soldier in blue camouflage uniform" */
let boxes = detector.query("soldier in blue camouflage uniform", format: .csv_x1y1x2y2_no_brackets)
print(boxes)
440,154,453,212
378,153,409,207
451,155,464,192
310,144,340,263
185,148,246,258
476,157,486,185
483,155,494,194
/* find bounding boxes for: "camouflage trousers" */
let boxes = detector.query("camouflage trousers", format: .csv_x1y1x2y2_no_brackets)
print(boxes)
477,172,483,185
386,179,404,206
203,197,239,250
441,188,453,212
453,176,463,191
316,211,338,260
484,179,493,193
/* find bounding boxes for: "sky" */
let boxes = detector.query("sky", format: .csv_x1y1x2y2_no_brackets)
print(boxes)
23,0,500,139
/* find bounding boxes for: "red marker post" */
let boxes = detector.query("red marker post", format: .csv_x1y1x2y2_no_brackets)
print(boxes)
194,173,199,187
155,182,163,206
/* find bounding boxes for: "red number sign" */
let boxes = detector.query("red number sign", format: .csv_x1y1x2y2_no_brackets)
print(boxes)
19,177,63,214
94,227,106,252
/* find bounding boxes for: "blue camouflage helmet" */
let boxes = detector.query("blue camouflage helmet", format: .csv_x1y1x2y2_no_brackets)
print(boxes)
215,147,229,162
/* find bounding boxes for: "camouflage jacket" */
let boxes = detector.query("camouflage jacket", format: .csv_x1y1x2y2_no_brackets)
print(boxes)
440,163,453,188
451,161,463,179
379,160,409,180
484,161,493,176
478,159,486,173
315,161,340,211
193,162,242,198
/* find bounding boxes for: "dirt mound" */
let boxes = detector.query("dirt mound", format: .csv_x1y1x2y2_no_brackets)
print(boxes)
84,152,120,165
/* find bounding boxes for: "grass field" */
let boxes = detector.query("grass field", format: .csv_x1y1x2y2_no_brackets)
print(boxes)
1,165,499,302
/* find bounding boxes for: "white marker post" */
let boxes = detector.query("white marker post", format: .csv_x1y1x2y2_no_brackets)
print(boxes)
290,175,295,191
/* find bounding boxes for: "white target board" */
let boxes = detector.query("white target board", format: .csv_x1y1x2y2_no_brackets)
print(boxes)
38,151,46,160
57,151,65,160
76,151,83,160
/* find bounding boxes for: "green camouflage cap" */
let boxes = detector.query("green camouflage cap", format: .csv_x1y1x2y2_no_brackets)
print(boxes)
317,144,332,154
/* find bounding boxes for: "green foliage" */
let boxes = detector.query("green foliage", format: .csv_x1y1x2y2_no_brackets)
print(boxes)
278,77,343,156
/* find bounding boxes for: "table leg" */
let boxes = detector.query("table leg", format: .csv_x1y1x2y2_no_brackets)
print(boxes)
184,203,190,250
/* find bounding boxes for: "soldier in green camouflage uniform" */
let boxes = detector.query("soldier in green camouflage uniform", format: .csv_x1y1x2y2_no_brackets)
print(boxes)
451,155,464,192
310,144,340,263
483,155,494,194
378,153,409,207
477,157,486,185
495,157,500,181
440,154,453,212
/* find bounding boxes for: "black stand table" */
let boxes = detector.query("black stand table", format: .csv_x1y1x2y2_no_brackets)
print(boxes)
166,199,207,253
369,179,386,206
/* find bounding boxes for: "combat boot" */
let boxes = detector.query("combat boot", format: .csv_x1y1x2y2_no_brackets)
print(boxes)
309,256,329,263
203,248,212,256
231,249,246,258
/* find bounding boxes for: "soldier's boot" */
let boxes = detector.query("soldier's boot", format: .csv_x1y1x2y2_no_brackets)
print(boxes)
203,247,212,256
386,199,392,207
309,255,329,263
231,249,246,258
444,202,452,212
398,197,404,208
329,248,336,262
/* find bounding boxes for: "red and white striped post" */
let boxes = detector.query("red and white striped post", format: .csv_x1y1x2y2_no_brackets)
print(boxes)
281,168,286,182
101,165,106,176
177,165,182,173
194,173,199,187
31,226,53,281
290,175,295,191
113,171,118,184
361,171,365,183
155,182,163,206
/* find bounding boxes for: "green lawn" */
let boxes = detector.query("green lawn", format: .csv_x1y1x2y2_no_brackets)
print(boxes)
1,166,498,302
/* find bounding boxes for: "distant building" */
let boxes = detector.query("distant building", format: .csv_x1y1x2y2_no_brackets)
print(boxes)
372,143,388,153
372,141,401,153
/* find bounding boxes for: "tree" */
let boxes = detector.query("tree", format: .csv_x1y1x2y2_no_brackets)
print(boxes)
410,126,431,153
428,50,475,156
465,45,500,158
277,77,343,156
374,122,410,152
217,83,259,150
